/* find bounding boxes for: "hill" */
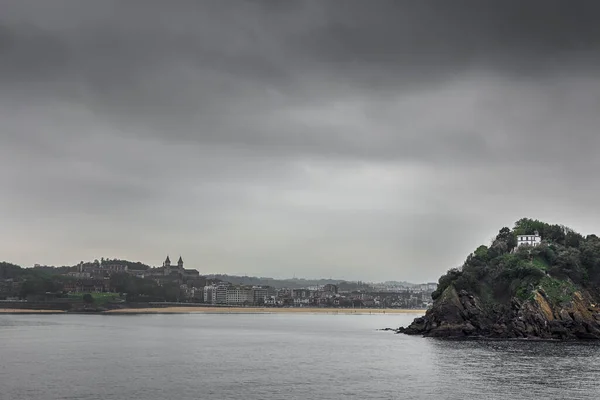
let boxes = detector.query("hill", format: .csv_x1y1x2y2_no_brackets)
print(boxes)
398,218,600,340
203,274,375,290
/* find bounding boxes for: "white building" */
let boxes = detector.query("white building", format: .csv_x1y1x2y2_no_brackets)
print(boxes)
215,284,228,304
203,283,229,304
264,296,283,306
294,298,310,306
226,286,253,305
517,231,542,247
204,284,255,305
203,285,214,304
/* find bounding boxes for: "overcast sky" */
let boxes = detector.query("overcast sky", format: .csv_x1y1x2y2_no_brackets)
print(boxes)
1,1,600,282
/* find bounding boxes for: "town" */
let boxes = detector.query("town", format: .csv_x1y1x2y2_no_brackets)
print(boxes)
0,256,437,310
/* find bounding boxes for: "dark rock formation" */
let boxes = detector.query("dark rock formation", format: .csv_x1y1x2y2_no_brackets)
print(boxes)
397,285,600,340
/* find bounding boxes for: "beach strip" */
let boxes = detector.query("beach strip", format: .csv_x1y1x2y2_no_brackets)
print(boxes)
104,307,426,315
0,309,66,314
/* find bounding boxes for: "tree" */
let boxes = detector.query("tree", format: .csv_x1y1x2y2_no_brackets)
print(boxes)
490,227,517,255
550,248,585,282
1,262,24,279
474,245,489,260
432,268,462,300
82,293,95,304
565,231,584,248
545,224,566,245
580,237,600,285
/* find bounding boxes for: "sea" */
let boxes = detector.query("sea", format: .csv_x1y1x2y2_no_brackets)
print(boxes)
1,313,599,400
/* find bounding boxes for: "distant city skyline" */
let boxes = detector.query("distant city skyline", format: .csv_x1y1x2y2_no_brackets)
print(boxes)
32,256,431,284
2,1,600,282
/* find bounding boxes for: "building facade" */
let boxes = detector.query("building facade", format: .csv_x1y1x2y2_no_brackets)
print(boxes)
226,286,253,305
203,284,274,305
517,231,542,248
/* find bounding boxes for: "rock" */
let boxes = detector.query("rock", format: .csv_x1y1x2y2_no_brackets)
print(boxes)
559,309,573,321
548,320,569,339
463,322,476,334
571,311,585,324
395,285,600,341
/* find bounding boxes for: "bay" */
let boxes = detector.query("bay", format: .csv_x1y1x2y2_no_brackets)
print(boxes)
1,313,599,399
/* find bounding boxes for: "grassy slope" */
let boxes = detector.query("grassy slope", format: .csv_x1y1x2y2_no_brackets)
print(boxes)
67,292,123,305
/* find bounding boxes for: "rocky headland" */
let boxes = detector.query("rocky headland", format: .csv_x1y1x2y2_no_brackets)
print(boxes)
397,218,600,340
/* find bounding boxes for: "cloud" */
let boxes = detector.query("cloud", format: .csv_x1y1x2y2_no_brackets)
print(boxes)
1,1,599,281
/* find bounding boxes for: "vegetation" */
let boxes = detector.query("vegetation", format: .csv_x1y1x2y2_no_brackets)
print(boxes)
1,262,185,302
204,274,374,290
100,258,152,270
1,262,74,299
69,292,121,305
82,293,95,304
432,218,600,308
109,273,184,302
539,277,576,307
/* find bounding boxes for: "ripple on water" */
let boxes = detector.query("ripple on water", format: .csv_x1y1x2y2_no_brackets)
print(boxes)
0,314,599,400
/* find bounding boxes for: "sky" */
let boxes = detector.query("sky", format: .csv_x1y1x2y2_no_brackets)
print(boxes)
1,1,600,282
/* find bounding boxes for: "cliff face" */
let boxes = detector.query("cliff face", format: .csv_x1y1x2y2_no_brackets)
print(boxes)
398,285,600,340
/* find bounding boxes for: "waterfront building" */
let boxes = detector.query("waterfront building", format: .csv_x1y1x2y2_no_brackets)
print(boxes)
203,284,275,305
226,286,254,305
323,284,338,294
215,284,228,304
203,285,215,304
291,289,312,299
293,298,310,306
204,283,229,304
252,286,275,305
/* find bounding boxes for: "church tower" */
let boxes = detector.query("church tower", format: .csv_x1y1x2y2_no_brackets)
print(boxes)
163,255,171,267
177,256,184,268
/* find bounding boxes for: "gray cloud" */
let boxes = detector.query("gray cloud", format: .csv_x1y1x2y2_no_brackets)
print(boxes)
1,1,600,281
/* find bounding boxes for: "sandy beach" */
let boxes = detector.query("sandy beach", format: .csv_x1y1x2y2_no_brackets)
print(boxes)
104,307,426,315
0,307,426,315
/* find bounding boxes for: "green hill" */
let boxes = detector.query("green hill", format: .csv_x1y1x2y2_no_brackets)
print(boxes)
399,218,600,340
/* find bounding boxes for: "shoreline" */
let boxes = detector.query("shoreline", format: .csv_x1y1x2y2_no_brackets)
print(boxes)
0,309,66,314
0,307,426,315
104,307,427,315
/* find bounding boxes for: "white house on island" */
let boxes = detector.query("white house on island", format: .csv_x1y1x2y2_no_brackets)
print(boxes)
516,231,542,247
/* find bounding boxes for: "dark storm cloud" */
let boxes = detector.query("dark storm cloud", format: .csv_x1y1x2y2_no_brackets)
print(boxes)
1,1,600,281
2,1,600,158
297,1,600,67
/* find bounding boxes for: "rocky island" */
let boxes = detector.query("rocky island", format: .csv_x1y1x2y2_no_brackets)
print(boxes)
398,218,600,340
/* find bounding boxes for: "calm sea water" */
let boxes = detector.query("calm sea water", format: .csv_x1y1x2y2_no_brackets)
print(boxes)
1,313,599,399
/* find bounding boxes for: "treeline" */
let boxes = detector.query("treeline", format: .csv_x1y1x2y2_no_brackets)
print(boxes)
0,262,186,302
433,218,600,307
204,274,373,290
1,262,75,279
1,262,73,299
100,258,153,270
